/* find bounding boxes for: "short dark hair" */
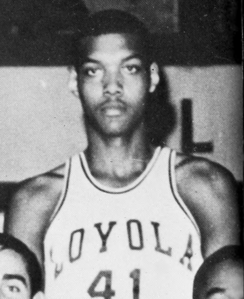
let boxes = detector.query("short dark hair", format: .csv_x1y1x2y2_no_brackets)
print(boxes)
193,245,243,299
72,9,154,69
0,233,43,297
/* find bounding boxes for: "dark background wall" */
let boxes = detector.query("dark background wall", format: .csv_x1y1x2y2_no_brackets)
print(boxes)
0,0,241,66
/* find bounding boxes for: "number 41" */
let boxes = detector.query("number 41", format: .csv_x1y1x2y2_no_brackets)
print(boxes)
88,269,140,299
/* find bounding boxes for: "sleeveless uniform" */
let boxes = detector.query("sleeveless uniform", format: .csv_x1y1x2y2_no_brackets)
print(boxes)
44,147,203,299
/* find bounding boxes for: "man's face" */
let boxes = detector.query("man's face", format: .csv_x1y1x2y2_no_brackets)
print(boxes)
74,33,158,137
198,260,243,299
0,249,31,299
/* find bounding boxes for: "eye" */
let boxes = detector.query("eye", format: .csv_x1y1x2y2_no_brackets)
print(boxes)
8,285,21,293
1,281,25,298
82,66,102,77
123,64,141,74
208,295,226,299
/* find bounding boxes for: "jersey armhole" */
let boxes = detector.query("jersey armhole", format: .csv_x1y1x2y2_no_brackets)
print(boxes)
169,150,201,237
47,159,72,225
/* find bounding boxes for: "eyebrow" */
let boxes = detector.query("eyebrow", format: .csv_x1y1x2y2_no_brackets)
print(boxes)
206,287,226,297
81,54,144,65
121,54,144,63
3,274,27,287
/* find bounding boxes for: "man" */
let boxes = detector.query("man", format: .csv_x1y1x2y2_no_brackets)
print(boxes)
193,245,243,299
0,233,44,299
4,9,240,298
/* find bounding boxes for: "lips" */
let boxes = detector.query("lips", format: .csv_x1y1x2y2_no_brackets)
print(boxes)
100,100,127,116
103,107,124,116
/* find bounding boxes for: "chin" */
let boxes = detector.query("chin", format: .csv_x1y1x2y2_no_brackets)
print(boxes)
101,128,129,138
87,115,142,138
93,122,132,138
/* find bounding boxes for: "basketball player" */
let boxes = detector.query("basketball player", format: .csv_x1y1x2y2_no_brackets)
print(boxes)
0,233,44,299
4,10,240,299
193,245,243,299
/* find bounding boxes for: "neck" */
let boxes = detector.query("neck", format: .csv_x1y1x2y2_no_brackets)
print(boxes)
84,125,156,186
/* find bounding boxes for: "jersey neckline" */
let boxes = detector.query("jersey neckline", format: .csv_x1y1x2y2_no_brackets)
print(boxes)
79,146,162,194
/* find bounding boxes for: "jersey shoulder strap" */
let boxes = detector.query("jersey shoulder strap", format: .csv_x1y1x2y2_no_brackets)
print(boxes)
169,150,200,235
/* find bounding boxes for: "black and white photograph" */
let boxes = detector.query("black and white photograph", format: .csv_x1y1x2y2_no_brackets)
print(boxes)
0,0,242,298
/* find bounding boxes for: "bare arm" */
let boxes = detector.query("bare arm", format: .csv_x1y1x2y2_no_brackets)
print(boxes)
175,154,241,258
4,164,66,264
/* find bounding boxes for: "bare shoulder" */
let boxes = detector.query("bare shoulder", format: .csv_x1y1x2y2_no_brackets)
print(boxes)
174,153,240,258
29,163,66,196
7,162,66,214
4,163,67,263
175,153,238,201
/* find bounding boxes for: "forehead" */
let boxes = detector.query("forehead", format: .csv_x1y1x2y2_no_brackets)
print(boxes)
0,249,29,281
78,33,147,61
209,260,243,281
205,260,243,297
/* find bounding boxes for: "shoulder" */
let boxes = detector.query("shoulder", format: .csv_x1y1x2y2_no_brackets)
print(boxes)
4,163,67,263
174,152,240,258
12,163,67,206
175,153,237,199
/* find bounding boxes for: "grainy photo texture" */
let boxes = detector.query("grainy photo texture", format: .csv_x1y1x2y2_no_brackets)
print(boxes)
0,1,242,298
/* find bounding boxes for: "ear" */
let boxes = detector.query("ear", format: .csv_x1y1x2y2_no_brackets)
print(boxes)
33,291,45,299
149,62,160,93
68,66,79,98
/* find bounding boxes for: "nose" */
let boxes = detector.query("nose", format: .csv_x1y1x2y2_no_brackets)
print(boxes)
103,69,123,95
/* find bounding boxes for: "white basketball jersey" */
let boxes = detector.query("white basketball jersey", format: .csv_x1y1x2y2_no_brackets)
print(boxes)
44,147,203,299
